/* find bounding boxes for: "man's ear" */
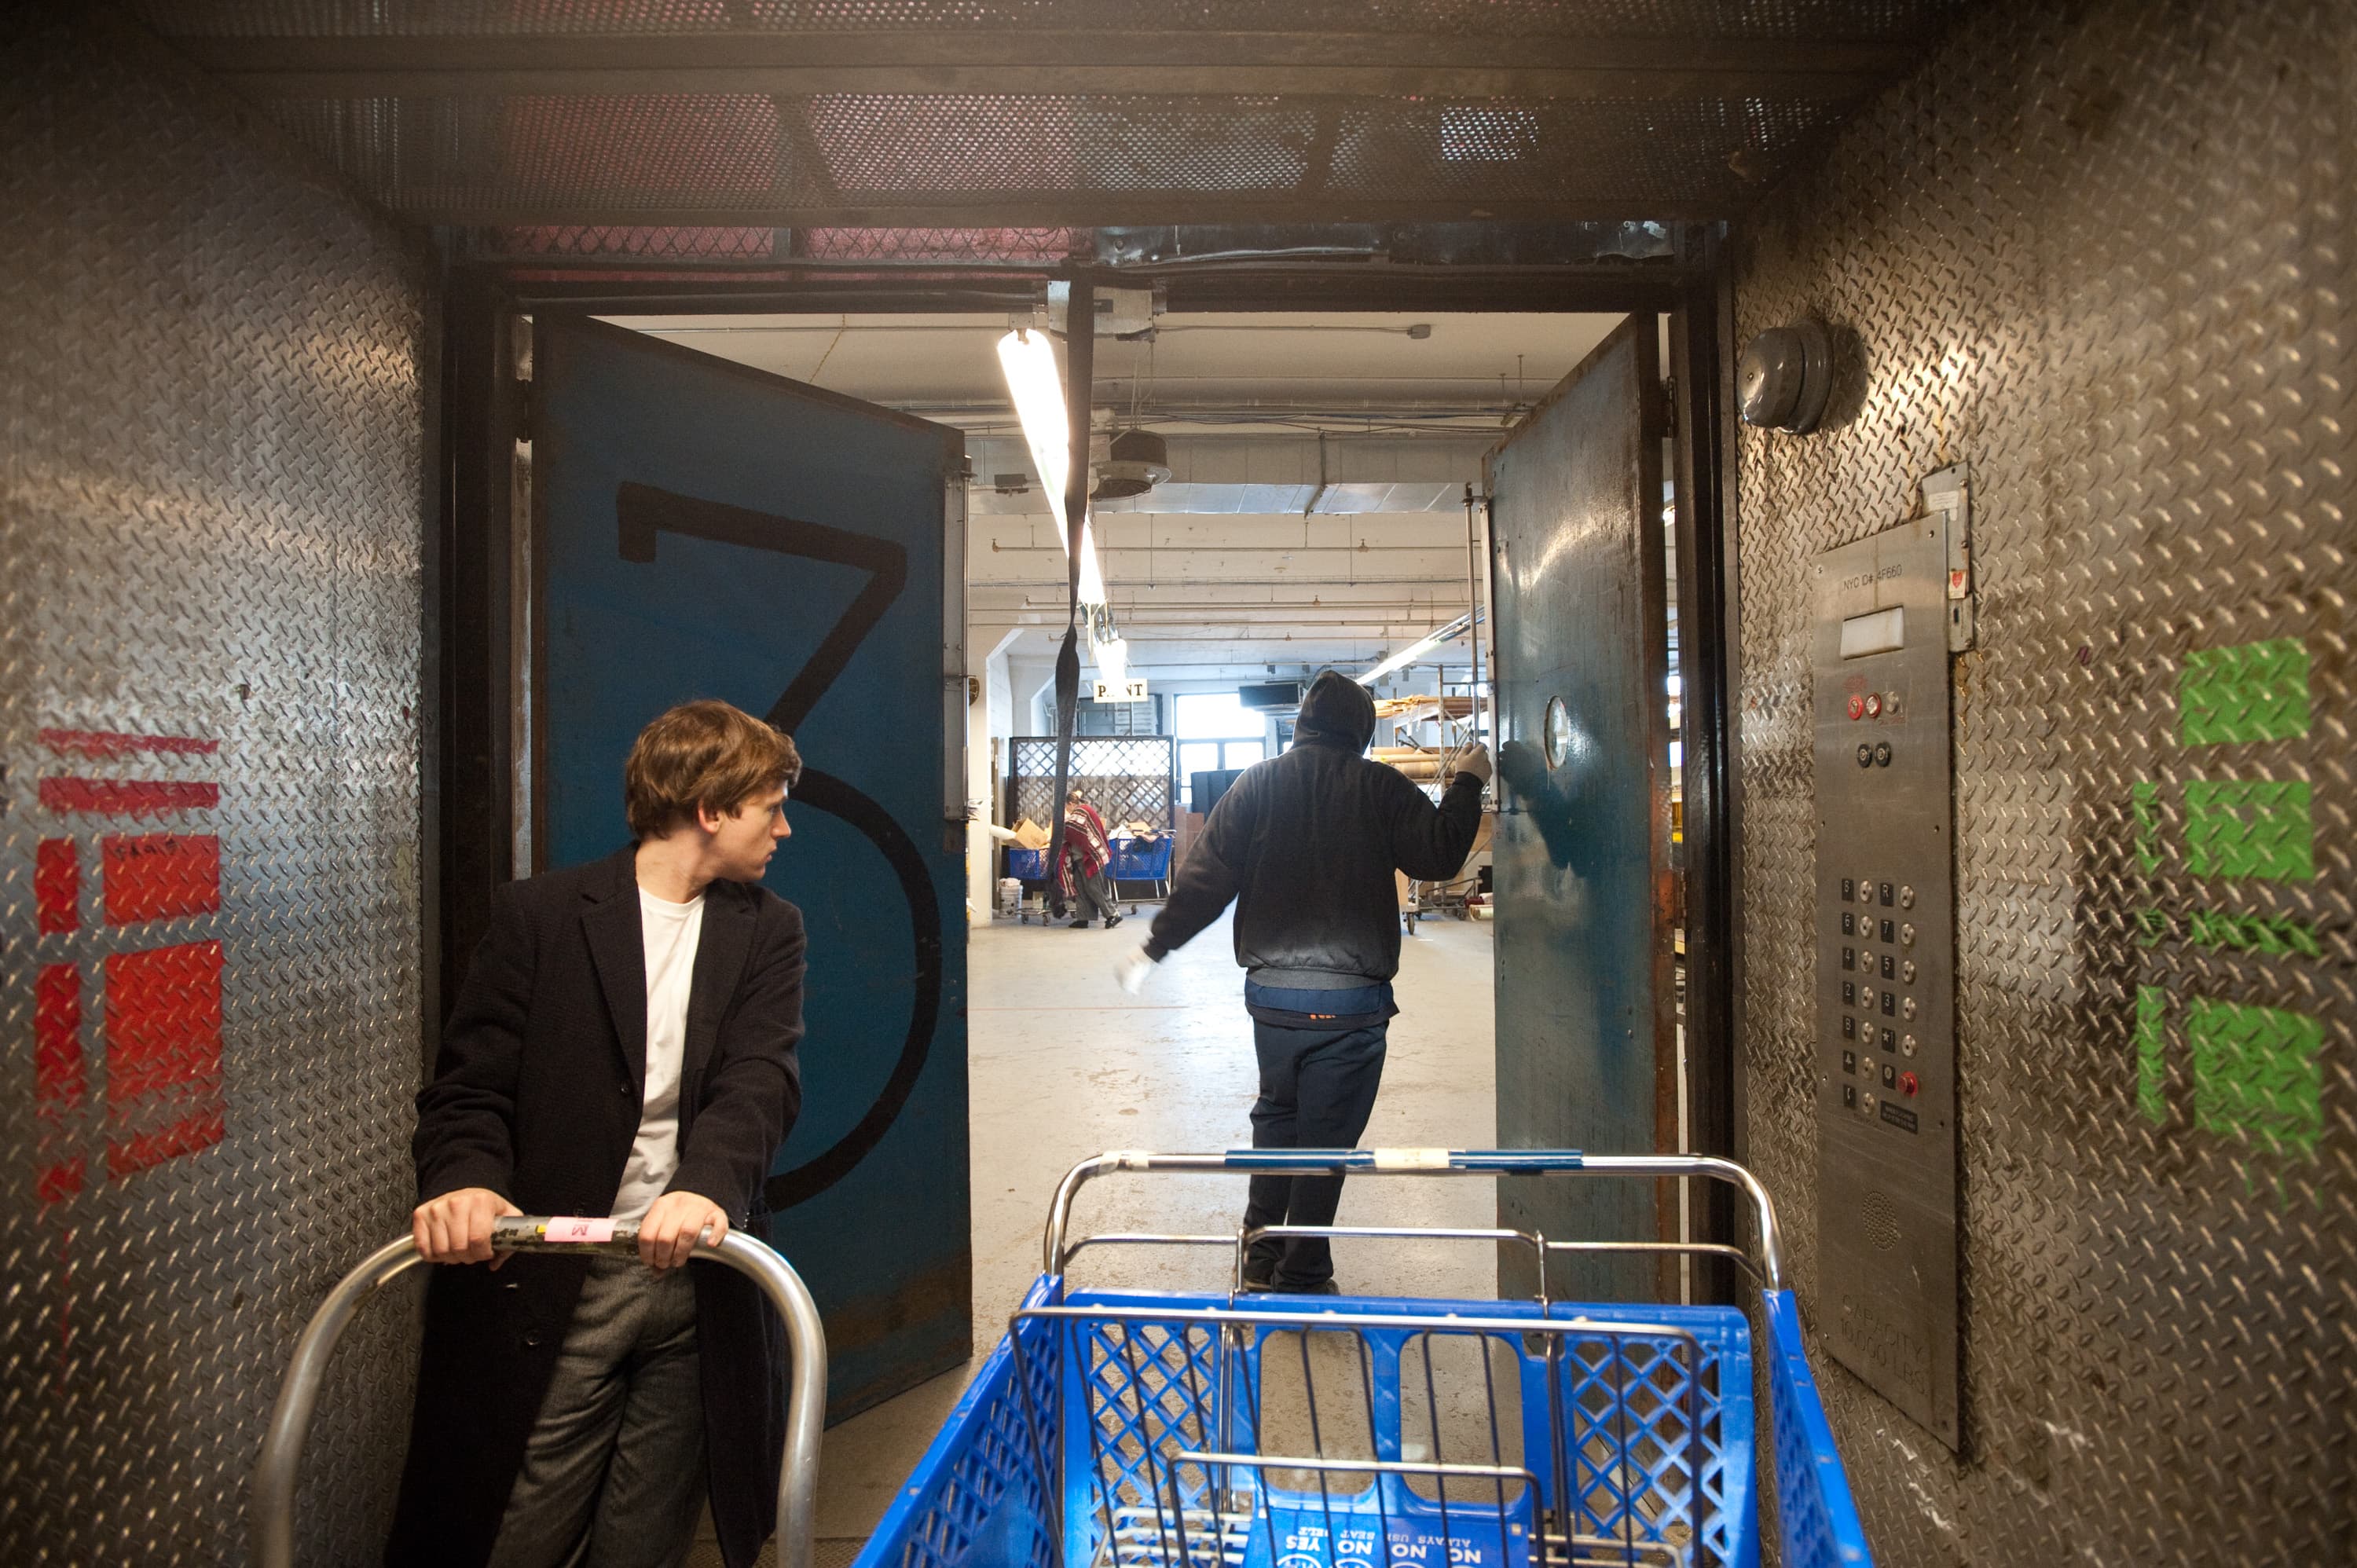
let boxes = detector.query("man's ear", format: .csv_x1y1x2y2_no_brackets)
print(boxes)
694,799,726,835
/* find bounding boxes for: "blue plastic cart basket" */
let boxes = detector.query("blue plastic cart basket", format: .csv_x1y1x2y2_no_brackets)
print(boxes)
858,1149,1870,1568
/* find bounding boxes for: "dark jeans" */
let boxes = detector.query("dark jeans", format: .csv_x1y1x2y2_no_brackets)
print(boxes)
1242,1018,1389,1288
486,1258,705,1568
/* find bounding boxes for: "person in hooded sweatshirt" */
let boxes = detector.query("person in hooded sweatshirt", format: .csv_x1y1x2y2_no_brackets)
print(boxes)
1114,670,1490,1293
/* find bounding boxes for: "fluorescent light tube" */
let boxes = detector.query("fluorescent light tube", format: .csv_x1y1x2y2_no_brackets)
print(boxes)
997,328,1105,605
1358,609,1482,685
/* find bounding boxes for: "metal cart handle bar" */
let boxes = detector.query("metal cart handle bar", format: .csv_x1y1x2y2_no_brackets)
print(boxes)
1043,1148,1787,1290
250,1218,827,1568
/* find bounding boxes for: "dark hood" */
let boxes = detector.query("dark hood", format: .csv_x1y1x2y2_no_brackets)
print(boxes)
1295,670,1376,751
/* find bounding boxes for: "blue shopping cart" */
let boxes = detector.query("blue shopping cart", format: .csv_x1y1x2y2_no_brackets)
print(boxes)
858,1149,1870,1568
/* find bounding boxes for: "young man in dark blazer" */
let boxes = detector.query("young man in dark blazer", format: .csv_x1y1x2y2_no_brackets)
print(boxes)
389,700,808,1568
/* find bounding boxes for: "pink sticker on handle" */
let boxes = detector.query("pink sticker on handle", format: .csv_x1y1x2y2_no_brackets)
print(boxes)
544,1217,616,1244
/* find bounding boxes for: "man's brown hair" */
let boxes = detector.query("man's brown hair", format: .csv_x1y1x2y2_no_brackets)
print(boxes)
623,700,801,838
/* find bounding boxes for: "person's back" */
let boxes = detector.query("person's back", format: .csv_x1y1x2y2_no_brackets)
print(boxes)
1118,671,1489,1291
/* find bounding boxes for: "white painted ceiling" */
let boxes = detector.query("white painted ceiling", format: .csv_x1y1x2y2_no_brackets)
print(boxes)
605,309,1626,684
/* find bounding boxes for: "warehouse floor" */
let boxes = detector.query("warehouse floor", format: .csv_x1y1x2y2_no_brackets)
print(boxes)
795,907,1499,1555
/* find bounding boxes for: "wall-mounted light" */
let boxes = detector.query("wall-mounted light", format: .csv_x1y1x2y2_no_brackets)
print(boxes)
1737,319,1833,434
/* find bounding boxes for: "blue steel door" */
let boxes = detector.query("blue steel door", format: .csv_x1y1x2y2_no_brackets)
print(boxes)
1484,315,1676,1301
533,317,968,1418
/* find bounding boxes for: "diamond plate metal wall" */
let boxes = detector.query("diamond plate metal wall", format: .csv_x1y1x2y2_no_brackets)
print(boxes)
2,13,432,1564
1732,0,2355,1560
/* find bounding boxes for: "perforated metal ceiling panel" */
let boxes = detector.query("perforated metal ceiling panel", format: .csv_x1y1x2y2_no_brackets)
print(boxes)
3,13,432,1563
1733,0,2353,1559
136,2,1966,226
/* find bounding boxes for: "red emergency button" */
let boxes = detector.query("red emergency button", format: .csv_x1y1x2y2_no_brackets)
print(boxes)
1846,694,1865,720
1864,692,1883,718
1899,1072,1919,1097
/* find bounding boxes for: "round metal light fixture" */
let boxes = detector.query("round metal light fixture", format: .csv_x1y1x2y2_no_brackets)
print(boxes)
1091,427,1171,500
1737,319,1833,434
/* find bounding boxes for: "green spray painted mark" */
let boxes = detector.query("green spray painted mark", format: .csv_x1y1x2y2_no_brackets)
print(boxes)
2186,996,2324,1157
2187,909,2322,958
2135,985,2168,1125
2135,908,2168,947
2184,779,2312,881
2180,639,2309,746
2132,780,2162,874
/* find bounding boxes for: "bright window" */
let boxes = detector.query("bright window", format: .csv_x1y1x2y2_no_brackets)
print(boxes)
1175,691,1259,739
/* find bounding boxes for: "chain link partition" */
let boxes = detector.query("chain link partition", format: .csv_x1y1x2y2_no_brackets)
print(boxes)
1009,737,1174,834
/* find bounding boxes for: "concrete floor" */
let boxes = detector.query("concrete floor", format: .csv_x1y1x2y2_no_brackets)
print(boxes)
812,905,1499,1549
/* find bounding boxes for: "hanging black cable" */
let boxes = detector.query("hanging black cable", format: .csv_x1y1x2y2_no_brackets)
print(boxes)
1043,275,1094,915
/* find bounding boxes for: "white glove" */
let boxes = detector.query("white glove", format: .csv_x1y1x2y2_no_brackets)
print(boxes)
1451,743,1494,787
1114,947,1160,996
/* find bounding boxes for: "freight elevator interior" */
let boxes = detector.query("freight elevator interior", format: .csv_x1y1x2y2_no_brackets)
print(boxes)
9,3,2352,1566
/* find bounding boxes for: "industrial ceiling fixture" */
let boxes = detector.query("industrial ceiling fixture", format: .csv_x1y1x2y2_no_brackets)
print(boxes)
995,326,1106,605
1737,318,1834,434
1091,427,1171,501
1358,608,1484,686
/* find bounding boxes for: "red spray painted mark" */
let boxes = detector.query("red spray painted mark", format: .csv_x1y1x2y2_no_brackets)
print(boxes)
38,729,219,759
37,839,80,933
40,779,220,816
35,964,88,1203
102,834,222,924
103,941,225,1179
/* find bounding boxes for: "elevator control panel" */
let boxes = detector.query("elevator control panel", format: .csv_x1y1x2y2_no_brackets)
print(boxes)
1812,474,1967,1449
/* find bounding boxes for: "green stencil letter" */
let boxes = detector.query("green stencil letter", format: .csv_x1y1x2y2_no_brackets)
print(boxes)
2135,985,2168,1125
2180,639,2309,746
2184,779,2313,881
2187,997,2324,1158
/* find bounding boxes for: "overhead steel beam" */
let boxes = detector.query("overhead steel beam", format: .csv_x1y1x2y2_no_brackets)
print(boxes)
174,31,1914,100
393,198,1747,225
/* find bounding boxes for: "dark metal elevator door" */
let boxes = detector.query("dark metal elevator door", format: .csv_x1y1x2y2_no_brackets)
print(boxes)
1485,315,1675,1301
532,317,970,1420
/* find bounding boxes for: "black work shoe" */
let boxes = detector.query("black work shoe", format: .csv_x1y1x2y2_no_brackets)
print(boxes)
1239,1261,1278,1292
1274,1278,1341,1296
1069,918,1091,929
1104,914,1124,930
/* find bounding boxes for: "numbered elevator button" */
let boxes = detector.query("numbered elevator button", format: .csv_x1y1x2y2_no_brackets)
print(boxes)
1879,954,1895,980
1899,885,1916,909
1901,921,1916,947
1842,1050,1857,1075
1878,881,1895,907
1901,1033,1918,1057
1842,910,1856,936
1839,877,1855,902
1879,1028,1897,1052
1881,919,1897,943
1902,997,1919,1020
1901,960,1916,984
1842,947,1855,971
1842,1015,1857,1039
1873,741,1893,767
1857,743,1873,768
1879,1062,1896,1089
1842,1084,1857,1110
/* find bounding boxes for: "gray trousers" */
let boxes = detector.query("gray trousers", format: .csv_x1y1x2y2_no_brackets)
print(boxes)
486,1257,706,1568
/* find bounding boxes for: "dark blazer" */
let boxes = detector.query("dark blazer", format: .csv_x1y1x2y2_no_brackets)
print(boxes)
387,847,805,1568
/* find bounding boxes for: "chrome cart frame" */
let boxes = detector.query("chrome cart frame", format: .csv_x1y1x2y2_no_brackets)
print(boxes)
251,1217,829,1568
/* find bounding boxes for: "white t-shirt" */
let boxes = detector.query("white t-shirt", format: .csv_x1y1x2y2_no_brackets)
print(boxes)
610,886,706,1222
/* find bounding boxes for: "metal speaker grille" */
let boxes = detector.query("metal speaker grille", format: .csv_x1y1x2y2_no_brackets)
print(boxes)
3,15,431,1565
1733,0,2354,1559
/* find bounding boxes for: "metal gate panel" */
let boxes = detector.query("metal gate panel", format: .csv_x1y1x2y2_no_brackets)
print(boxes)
532,317,971,1421
1486,316,1676,1301
2,13,432,1564
1732,0,2354,1559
